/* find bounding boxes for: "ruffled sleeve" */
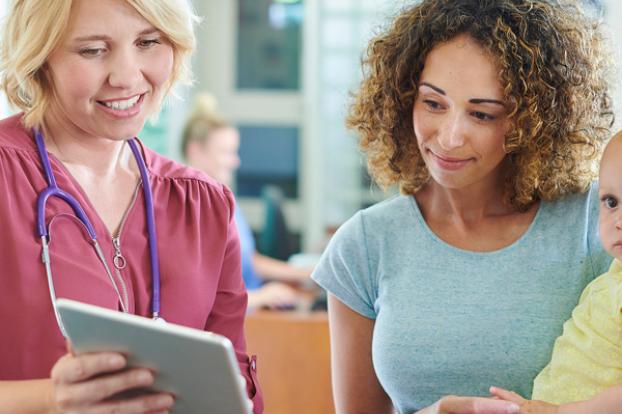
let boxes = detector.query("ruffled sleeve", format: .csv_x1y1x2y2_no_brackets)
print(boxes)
203,186,263,413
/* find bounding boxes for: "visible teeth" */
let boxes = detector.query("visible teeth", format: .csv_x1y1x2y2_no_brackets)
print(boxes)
103,95,140,110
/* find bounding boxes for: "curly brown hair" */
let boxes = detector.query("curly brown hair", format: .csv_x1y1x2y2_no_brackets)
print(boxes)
347,0,614,210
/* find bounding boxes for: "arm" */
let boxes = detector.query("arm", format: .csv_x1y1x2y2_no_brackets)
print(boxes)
0,379,53,413
252,252,312,283
328,295,522,414
490,385,622,414
247,282,299,310
327,293,393,414
204,188,262,413
559,386,622,414
0,352,172,414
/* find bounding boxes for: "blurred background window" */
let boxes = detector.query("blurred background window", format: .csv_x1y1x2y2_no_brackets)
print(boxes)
237,0,303,90
236,125,299,198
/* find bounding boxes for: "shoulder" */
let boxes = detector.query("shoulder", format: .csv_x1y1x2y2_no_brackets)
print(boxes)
141,143,235,217
346,195,417,241
358,194,414,227
541,182,610,277
538,182,600,229
537,182,601,238
545,182,599,214
0,113,35,151
576,258,622,319
328,195,415,252
142,144,214,183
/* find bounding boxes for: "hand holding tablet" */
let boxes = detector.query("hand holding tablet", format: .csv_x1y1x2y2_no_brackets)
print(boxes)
56,299,253,414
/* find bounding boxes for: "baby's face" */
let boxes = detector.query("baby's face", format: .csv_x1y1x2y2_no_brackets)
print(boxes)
598,134,622,261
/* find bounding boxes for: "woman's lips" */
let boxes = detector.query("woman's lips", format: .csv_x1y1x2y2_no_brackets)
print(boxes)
429,149,473,171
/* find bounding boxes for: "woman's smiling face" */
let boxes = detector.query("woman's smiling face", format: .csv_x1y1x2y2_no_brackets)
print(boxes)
44,0,174,141
413,34,510,191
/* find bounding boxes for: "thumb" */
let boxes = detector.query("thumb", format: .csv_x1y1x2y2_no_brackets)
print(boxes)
65,340,75,356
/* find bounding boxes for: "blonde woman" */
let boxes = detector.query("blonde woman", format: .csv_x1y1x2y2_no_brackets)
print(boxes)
0,0,261,412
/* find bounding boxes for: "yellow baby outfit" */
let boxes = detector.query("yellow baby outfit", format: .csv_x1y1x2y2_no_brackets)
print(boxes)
532,259,622,403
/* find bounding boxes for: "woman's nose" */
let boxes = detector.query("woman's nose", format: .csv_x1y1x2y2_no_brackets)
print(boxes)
107,48,143,89
437,113,466,151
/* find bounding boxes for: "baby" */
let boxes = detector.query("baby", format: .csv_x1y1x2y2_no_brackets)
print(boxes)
491,131,622,412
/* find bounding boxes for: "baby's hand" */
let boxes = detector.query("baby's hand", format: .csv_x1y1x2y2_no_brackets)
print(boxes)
489,387,559,414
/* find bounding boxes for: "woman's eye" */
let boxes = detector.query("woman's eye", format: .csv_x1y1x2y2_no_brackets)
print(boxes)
472,111,495,121
602,195,618,209
138,38,162,48
79,48,105,57
423,100,442,110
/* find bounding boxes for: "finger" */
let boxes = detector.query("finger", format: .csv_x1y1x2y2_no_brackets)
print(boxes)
489,387,526,404
66,340,75,356
60,368,156,407
89,393,174,414
52,352,127,383
472,398,520,414
441,396,520,414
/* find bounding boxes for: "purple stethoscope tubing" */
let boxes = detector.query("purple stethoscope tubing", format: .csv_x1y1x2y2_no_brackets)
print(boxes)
34,129,162,326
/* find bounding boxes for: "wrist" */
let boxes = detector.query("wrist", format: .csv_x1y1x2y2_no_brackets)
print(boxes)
415,400,438,414
44,379,57,414
556,400,587,414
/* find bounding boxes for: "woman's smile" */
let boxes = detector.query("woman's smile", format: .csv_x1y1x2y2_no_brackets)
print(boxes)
427,148,474,171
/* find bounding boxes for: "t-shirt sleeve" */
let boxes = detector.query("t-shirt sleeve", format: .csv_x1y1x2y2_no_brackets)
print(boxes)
311,212,377,318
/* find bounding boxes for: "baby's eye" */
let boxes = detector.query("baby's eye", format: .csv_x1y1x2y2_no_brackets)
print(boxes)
602,195,618,209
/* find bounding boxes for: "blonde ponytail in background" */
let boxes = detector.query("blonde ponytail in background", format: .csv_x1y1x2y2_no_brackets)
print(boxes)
181,93,230,159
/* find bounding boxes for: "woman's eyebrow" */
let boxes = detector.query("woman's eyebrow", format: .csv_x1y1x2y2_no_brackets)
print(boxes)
420,81,505,106
72,28,160,42
469,98,505,106
420,82,446,95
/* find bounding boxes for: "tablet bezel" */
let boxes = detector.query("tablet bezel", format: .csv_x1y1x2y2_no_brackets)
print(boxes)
56,298,252,414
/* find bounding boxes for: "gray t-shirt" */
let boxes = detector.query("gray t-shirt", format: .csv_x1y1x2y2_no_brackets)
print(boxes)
312,184,611,414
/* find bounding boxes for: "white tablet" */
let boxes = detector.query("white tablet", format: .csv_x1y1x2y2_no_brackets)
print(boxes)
56,299,252,414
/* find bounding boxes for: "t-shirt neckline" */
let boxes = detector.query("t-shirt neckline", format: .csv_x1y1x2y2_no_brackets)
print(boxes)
407,194,546,257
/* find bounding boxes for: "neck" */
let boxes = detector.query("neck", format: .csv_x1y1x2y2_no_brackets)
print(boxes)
42,111,136,180
417,170,511,224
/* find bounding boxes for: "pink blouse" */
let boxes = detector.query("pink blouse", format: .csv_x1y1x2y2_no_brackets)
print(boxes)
0,114,262,412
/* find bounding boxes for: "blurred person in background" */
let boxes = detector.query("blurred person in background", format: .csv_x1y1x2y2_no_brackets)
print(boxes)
182,93,313,311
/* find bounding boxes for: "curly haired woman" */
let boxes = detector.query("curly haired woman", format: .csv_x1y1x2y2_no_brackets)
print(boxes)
310,1,616,413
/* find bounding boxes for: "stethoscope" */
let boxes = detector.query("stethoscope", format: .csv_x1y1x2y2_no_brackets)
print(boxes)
34,128,164,337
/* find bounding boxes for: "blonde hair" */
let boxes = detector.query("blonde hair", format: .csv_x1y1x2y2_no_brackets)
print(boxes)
180,93,229,159
0,0,198,128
